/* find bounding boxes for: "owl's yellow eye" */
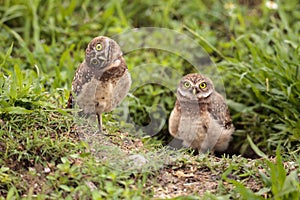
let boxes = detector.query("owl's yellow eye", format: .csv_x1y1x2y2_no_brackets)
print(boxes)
92,59,98,65
199,82,207,89
184,81,191,88
95,43,102,51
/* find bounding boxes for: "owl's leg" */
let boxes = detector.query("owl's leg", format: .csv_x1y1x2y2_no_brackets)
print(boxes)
199,136,213,154
200,119,224,154
96,113,102,132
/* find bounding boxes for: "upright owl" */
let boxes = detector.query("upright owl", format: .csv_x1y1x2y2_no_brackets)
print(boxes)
168,73,234,153
67,36,131,131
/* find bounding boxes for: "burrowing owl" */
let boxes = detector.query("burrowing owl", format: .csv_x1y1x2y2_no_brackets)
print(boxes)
168,73,234,153
67,36,131,131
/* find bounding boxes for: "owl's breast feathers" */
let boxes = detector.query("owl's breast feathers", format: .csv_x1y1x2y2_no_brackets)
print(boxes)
66,57,128,108
174,92,233,130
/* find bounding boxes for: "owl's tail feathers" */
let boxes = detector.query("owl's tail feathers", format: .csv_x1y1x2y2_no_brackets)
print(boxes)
66,93,74,109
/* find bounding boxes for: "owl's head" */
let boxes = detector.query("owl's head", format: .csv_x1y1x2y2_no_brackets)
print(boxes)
177,73,214,101
85,36,122,69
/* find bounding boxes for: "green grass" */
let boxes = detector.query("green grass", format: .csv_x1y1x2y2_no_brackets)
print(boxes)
1,0,300,199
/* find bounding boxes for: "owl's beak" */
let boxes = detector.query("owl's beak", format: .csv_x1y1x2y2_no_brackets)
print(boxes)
99,56,107,61
192,88,197,95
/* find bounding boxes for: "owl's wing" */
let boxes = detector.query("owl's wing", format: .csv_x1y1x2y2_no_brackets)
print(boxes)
72,62,93,95
207,92,233,130
66,62,92,108
168,100,181,137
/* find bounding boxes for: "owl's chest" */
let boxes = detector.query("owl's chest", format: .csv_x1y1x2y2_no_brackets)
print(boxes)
75,78,113,112
177,104,212,140
76,71,131,113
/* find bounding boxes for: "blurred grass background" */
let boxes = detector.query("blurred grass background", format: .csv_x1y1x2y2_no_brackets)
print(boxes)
0,0,300,198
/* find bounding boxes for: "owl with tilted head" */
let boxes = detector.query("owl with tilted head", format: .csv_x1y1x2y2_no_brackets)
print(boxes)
67,36,131,132
168,73,234,153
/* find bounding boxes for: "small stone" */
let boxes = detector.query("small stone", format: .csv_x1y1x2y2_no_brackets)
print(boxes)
128,154,148,168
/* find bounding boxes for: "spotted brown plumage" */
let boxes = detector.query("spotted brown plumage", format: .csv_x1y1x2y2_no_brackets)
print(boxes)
168,73,234,153
67,36,131,131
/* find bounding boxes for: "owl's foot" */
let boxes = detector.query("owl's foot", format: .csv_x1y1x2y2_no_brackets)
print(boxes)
95,114,111,136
